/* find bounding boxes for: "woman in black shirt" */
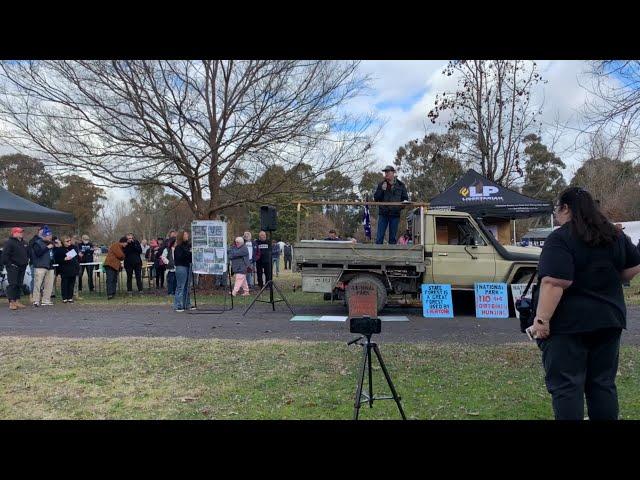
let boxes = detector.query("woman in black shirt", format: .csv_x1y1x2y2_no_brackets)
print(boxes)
532,187,640,420
53,236,81,303
173,230,193,312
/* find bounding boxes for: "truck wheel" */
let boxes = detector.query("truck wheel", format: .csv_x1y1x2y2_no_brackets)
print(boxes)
345,274,388,313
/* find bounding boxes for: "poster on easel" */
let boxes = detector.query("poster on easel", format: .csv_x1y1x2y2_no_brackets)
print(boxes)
191,220,227,275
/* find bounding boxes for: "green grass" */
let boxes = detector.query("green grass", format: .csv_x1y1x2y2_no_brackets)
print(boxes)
68,265,640,307
69,269,328,306
625,275,640,305
1,337,640,420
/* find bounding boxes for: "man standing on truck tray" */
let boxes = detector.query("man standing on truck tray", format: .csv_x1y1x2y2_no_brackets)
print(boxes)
374,165,409,245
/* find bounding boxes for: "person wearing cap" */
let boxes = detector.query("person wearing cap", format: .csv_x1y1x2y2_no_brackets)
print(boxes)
30,225,55,307
78,234,98,293
373,165,409,245
2,227,29,310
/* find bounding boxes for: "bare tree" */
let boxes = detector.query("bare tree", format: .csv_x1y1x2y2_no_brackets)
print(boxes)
582,61,640,162
427,60,546,186
0,60,375,219
93,198,132,243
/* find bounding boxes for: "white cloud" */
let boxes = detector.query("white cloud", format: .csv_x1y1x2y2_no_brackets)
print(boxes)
352,60,605,182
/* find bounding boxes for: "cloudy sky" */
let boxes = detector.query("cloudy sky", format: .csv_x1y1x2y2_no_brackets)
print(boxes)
356,60,595,179
1,60,600,204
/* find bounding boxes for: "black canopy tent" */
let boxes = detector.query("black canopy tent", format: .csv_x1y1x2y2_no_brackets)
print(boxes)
0,187,75,228
429,169,553,220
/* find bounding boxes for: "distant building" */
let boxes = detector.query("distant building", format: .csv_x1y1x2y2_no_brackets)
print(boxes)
522,227,558,247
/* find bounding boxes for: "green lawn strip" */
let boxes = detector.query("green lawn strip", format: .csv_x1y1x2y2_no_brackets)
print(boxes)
73,290,327,307
625,275,640,305
73,270,328,306
74,269,640,306
1,337,639,420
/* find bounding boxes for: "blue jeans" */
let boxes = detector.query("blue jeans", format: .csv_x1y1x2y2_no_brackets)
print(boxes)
272,256,280,276
167,271,176,295
247,261,255,286
174,266,192,310
376,215,400,244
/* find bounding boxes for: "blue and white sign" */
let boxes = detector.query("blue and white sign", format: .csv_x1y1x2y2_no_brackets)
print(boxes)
474,282,509,318
422,284,454,318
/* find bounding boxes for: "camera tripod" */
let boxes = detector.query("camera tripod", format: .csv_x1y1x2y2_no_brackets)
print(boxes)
348,333,406,420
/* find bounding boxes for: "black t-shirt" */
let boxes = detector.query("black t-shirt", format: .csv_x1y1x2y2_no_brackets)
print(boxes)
255,240,271,264
538,223,640,334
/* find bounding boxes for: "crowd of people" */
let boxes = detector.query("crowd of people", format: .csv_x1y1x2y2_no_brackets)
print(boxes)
1,224,297,313
0,226,103,310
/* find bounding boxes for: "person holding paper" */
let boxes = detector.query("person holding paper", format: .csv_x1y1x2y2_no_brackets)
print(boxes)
53,236,81,303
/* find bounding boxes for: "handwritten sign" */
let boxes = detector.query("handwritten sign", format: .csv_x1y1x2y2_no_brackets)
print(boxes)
421,284,454,318
347,282,378,319
474,282,509,318
510,283,532,320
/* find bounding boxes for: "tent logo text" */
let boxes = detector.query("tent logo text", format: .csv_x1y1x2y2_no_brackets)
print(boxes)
459,183,500,198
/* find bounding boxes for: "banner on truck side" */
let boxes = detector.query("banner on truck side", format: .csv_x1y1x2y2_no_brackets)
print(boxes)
191,220,227,275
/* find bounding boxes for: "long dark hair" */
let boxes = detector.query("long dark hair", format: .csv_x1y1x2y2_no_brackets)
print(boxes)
558,187,618,247
175,230,190,248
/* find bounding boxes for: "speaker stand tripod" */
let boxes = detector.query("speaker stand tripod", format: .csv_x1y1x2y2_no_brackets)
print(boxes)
243,230,294,316
243,278,294,316
348,333,406,420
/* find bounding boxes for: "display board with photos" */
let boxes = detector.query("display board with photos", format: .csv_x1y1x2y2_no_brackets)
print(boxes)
191,220,228,274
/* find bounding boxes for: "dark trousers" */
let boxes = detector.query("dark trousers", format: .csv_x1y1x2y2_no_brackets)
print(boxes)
256,261,272,288
167,271,176,295
78,264,94,291
106,267,119,297
376,215,400,244
539,327,622,420
125,263,143,292
6,264,26,301
60,276,76,300
155,267,166,288
284,256,292,270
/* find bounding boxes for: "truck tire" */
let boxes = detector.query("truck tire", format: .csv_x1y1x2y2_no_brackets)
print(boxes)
345,274,388,313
